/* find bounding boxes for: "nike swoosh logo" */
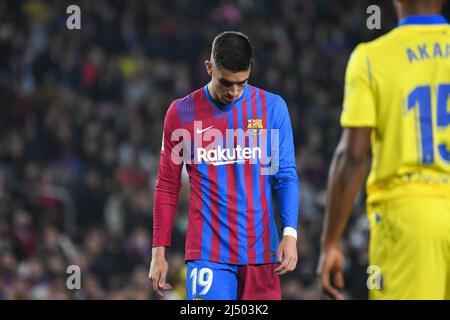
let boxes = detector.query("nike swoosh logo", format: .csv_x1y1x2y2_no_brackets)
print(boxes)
211,160,245,166
196,126,213,134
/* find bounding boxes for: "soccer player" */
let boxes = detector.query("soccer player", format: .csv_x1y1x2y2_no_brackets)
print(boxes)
149,32,299,300
318,0,450,300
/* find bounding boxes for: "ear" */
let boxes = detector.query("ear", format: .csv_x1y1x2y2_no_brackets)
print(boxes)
205,60,213,76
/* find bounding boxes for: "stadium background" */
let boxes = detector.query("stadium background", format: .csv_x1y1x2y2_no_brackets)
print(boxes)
0,0,449,300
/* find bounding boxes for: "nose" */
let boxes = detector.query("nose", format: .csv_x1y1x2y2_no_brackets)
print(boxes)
228,84,240,97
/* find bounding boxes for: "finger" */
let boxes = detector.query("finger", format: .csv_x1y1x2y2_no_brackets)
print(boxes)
276,267,289,275
288,257,298,271
151,272,164,298
159,268,168,288
159,269,174,296
161,283,173,290
274,257,288,272
157,282,173,299
320,270,344,300
156,270,170,298
323,286,341,300
275,266,287,275
328,287,345,300
275,258,291,275
319,266,330,292
334,271,345,289
286,254,297,269
283,256,295,272
320,266,337,299
155,281,165,298
274,263,285,274
150,270,158,290
277,248,284,264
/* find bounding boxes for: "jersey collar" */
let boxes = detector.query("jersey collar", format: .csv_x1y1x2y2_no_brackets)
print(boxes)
398,14,448,26
203,83,249,111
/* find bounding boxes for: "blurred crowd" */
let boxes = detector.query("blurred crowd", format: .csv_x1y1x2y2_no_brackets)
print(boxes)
0,0,415,300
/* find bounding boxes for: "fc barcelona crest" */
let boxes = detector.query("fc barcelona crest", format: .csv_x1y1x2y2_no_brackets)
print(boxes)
247,118,263,135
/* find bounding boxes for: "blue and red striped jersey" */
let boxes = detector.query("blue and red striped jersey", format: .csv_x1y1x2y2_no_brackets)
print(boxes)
153,84,299,265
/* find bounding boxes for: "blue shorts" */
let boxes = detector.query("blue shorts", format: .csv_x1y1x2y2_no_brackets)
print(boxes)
186,260,281,300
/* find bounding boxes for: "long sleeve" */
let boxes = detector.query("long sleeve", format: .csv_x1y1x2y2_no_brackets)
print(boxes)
152,101,184,247
271,97,300,230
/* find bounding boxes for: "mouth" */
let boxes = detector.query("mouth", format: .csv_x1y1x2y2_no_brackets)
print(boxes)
223,96,237,103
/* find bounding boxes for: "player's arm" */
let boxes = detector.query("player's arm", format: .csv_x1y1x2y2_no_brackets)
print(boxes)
271,97,300,275
149,101,183,298
317,127,371,299
318,43,376,299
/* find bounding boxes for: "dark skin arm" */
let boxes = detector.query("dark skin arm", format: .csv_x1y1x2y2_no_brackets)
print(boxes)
317,127,372,300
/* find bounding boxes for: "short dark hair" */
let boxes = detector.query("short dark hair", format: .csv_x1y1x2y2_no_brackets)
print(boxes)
211,31,254,72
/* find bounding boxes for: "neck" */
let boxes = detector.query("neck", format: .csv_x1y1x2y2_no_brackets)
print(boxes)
207,82,219,102
396,0,442,20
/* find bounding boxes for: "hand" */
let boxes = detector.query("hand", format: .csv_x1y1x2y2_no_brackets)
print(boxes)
317,244,345,300
274,236,298,275
149,247,173,298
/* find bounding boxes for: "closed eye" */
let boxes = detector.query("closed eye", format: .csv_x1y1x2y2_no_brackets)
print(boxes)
219,78,248,88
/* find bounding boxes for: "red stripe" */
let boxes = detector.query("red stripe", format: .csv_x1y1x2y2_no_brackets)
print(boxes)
244,88,256,263
259,89,271,263
227,106,239,264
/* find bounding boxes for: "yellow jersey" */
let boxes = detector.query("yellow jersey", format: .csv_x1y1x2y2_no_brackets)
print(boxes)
341,15,450,203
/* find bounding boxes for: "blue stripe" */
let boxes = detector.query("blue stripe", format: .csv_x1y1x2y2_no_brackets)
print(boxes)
398,14,448,26
217,163,229,262
176,95,194,124
199,161,212,260
235,97,248,264
213,107,228,119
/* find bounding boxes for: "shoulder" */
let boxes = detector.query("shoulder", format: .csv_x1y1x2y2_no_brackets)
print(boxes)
166,88,203,122
352,28,403,58
169,88,201,112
